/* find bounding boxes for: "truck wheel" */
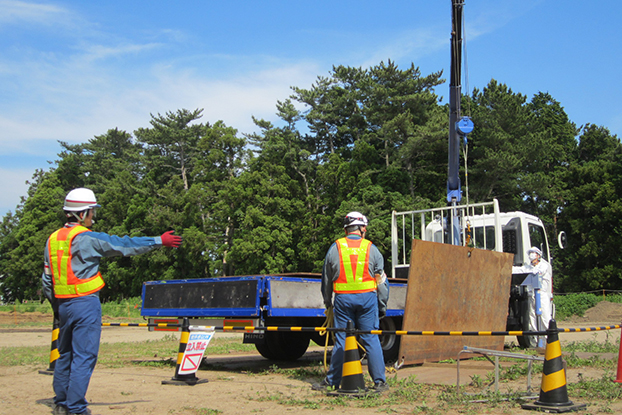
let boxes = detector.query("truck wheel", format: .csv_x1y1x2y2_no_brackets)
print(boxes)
379,317,400,363
255,332,310,361
255,341,278,360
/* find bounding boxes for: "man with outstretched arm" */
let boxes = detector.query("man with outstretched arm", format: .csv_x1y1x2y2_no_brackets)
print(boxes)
42,187,182,415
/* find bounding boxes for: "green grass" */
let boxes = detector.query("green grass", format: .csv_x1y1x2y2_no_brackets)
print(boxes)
563,337,620,354
259,363,325,379
0,344,50,366
180,407,223,415
0,300,54,314
567,372,622,400
0,334,256,367
0,297,144,318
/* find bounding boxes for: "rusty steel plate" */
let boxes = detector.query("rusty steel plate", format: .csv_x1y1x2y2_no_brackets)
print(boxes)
398,239,513,365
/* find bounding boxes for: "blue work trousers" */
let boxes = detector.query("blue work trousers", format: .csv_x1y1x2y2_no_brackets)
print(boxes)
326,291,386,387
54,295,102,414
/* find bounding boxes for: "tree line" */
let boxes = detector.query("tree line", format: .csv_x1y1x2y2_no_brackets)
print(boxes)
0,60,620,302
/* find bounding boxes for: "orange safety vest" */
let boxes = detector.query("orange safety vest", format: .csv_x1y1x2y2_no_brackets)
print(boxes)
333,237,377,294
48,225,105,298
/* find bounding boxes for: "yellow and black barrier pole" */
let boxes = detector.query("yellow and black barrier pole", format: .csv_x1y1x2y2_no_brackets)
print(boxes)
522,320,586,413
161,317,209,386
38,316,60,375
100,322,621,337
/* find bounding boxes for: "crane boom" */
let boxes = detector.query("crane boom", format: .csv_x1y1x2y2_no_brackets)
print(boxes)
447,0,464,204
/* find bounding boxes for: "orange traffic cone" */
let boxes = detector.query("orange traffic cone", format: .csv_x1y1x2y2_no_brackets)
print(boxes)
522,319,586,413
39,317,60,375
162,318,208,386
614,328,622,383
328,320,369,397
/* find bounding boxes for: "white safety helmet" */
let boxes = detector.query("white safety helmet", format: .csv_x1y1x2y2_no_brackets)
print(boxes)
64,188,101,212
527,246,542,257
343,211,369,228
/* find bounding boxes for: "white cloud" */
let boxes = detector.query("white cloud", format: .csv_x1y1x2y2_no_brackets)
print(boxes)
143,61,322,132
0,167,34,215
0,0,66,24
0,56,323,215
79,42,163,63
0,54,323,152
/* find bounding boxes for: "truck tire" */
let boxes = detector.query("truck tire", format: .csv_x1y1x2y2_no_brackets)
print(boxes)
255,341,278,360
379,317,401,363
255,332,310,361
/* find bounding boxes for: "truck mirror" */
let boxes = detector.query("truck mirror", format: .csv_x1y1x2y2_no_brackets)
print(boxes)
558,231,567,249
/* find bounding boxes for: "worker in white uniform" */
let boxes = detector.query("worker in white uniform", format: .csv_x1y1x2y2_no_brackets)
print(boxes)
523,246,553,348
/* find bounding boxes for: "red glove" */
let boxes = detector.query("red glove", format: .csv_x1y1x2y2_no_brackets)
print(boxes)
161,230,182,248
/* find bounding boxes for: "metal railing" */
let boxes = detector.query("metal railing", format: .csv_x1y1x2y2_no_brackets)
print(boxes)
390,199,502,279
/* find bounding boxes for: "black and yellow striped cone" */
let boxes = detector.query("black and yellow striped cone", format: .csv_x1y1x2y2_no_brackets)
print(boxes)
162,318,208,386
328,320,369,397
522,320,586,413
39,317,60,375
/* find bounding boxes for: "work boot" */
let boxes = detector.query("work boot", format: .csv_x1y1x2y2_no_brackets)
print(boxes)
53,405,68,415
373,381,390,393
69,408,92,415
311,378,335,391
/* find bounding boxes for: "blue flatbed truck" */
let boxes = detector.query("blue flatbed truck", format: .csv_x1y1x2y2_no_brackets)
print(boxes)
141,273,408,361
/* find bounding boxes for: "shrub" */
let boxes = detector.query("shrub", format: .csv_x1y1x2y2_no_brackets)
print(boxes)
554,293,601,320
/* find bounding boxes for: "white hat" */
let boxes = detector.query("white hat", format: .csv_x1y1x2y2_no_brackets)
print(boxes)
343,211,369,228
527,246,542,256
64,188,101,211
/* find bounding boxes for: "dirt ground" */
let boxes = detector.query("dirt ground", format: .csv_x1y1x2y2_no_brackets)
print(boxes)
1,303,622,415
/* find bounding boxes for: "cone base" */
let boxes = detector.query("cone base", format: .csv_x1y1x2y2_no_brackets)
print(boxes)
161,378,209,386
521,402,586,413
38,369,54,376
327,387,374,398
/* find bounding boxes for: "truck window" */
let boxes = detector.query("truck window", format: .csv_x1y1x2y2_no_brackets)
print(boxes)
473,225,496,250
528,223,549,261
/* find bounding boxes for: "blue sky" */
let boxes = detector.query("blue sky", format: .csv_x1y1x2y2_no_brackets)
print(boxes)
1,0,621,216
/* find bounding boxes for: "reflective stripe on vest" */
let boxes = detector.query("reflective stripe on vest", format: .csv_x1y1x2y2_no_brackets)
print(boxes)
48,225,105,298
334,237,377,294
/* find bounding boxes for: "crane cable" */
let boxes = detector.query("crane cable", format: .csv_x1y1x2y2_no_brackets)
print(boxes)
318,306,334,371
460,4,473,241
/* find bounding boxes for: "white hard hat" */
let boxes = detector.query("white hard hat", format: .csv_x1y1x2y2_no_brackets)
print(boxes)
64,188,101,212
527,246,542,256
343,211,369,228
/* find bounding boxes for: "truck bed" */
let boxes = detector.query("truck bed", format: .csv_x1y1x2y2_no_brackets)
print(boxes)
141,273,406,319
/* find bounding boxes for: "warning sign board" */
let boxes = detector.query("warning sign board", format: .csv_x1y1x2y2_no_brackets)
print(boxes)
178,331,215,375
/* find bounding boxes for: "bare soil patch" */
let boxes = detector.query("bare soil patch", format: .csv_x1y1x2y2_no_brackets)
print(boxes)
565,300,622,324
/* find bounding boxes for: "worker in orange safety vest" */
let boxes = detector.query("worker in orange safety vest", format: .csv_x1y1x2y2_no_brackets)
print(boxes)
313,211,389,393
42,188,182,415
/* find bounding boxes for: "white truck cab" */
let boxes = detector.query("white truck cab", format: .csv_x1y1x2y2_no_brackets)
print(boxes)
390,199,551,346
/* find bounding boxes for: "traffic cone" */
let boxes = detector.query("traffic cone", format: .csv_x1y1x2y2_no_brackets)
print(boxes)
614,328,622,383
328,320,369,397
522,319,586,413
39,317,60,375
162,318,208,386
